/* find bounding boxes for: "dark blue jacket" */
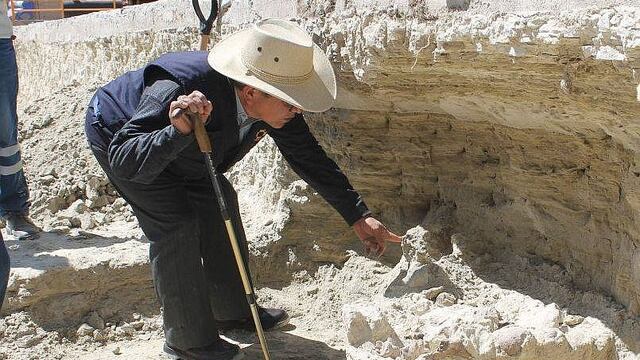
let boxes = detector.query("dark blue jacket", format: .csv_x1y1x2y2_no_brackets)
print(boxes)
85,51,369,225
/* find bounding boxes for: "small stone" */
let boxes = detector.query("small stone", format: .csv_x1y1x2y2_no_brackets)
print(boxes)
130,321,145,331
423,286,444,300
17,287,31,297
77,323,95,337
7,245,19,251
112,346,121,355
67,199,88,215
446,0,469,10
39,175,56,185
343,304,403,348
435,292,456,307
518,303,561,329
79,214,95,230
493,326,528,356
116,323,136,337
111,198,127,210
87,195,109,209
307,287,319,296
39,166,58,177
85,311,105,330
93,329,107,341
563,315,584,327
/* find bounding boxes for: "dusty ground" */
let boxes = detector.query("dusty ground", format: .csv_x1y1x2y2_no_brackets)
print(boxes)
2,226,639,359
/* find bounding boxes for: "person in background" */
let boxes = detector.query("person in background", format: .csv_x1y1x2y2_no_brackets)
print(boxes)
0,3,40,242
0,231,7,312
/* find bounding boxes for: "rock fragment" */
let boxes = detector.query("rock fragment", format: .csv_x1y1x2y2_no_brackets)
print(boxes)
76,323,94,337
435,292,456,307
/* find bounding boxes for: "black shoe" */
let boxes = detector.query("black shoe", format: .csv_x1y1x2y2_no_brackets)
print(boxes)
218,307,290,331
4,213,40,240
163,338,244,360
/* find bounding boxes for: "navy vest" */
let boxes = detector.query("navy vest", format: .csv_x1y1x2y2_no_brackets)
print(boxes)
92,51,226,135
86,51,270,173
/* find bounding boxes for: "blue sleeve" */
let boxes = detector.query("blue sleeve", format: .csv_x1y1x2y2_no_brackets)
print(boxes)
107,79,194,184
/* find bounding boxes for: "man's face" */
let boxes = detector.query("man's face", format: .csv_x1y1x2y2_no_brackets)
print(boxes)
241,86,302,129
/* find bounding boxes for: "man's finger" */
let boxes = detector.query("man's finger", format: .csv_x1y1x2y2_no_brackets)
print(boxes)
204,101,213,116
386,232,403,243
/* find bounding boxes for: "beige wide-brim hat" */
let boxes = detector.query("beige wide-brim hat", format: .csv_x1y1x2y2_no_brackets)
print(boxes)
208,18,337,113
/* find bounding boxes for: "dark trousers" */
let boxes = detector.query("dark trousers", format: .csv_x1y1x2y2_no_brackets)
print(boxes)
87,116,252,350
0,39,30,217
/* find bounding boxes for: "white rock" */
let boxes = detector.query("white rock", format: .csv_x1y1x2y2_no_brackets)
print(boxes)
67,199,88,215
79,213,95,230
493,325,529,356
563,314,584,327
517,303,561,329
435,292,456,307
423,286,443,300
115,323,136,337
76,323,94,337
342,303,403,348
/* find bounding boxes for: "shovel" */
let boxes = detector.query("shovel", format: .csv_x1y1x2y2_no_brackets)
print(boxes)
172,107,272,360
192,0,218,51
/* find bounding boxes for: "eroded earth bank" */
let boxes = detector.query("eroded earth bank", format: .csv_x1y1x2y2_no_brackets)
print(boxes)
1,0,640,359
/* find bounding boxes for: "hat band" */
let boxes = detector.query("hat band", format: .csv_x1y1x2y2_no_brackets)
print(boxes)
242,58,313,85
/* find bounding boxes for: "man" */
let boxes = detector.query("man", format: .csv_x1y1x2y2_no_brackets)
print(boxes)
85,19,401,360
0,7,40,241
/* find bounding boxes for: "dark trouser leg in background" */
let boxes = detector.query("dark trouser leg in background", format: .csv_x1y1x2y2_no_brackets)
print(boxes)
0,233,9,312
0,39,30,218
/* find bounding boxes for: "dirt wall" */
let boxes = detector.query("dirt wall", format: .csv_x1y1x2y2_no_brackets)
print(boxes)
12,0,640,319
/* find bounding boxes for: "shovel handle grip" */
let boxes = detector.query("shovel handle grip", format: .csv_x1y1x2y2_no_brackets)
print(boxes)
192,0,218,36
199,35,211,51
172,108,212,153
191,113,212,153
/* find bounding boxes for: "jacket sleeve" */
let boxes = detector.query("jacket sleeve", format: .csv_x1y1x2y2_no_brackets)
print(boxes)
107,79,194,184
269,114,371,226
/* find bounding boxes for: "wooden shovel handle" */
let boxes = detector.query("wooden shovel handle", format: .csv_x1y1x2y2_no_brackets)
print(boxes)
189,112,212,153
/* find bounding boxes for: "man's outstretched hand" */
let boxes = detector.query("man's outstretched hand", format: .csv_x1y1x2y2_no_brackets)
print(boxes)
352,216,402,257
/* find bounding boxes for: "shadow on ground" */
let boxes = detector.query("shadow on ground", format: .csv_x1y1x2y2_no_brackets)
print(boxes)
3,229,156,328
5,230,145,270
228,330,346,360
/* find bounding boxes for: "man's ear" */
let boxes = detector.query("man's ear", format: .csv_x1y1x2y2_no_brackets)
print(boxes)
240,86,261,118
242,86,258,100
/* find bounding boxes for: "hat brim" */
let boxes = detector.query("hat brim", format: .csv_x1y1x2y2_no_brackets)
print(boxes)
208,28,337,113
